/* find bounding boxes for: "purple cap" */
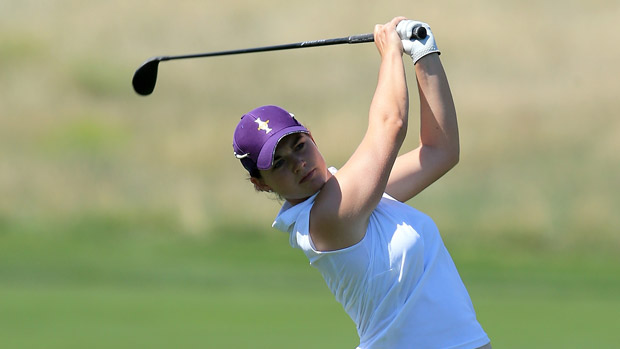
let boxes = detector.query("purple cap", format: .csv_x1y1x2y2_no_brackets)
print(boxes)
233,105,309,171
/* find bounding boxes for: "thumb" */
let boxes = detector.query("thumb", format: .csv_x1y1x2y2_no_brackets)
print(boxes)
401,40,415,57
396,20,413,40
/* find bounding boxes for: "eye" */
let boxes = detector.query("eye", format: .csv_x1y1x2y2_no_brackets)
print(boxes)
272,159,284,169
295,141,305,151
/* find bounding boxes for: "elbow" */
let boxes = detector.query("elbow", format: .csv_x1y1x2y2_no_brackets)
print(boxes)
433,143,459,173
445,144,460,170
383,113,408,142
431,148,459,179
451,141,460,165
448,151,459,170
393,118,408,142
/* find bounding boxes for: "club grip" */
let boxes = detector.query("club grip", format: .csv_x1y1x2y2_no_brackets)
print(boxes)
348,24,427,44
410,25,427,40
348,33,374,43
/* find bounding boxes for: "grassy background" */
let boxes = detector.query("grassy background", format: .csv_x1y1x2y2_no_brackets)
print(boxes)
1,0,619,347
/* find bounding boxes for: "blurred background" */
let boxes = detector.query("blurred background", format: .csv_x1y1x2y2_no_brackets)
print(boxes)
1,0,619,347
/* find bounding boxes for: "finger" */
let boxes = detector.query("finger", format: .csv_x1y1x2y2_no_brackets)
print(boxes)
374,23,383,35
389,16,408,29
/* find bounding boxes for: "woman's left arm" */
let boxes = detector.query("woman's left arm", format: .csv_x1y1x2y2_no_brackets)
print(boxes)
385,53,459,202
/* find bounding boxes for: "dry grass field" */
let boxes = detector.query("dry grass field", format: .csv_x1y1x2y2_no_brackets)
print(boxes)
2,0,618,245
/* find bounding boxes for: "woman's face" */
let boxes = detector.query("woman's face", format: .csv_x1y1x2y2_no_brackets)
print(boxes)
253,133,330,205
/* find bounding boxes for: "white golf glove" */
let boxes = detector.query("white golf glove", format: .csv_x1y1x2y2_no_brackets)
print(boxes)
396,20,440,64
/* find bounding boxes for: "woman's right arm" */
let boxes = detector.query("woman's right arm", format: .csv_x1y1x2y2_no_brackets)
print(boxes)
309,17,410,251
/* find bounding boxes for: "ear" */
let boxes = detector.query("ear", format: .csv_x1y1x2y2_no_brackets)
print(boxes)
250,177,272,192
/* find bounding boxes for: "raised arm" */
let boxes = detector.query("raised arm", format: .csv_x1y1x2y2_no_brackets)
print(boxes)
386,23,459,202
309,17,409,251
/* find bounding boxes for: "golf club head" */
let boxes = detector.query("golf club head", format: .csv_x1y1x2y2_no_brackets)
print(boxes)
132,59,160,96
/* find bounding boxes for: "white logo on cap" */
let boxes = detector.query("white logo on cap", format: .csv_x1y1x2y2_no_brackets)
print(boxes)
255,118,272,134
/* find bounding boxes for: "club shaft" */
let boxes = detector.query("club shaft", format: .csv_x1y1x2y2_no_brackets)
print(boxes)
156,33,375,62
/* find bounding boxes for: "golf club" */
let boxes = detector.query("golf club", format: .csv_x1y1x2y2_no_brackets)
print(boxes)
132,25,427,96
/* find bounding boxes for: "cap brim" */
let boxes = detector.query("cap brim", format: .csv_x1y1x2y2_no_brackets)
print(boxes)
256,126,309,170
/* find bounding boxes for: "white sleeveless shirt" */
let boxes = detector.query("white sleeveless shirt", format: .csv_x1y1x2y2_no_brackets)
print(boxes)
272,175,490,348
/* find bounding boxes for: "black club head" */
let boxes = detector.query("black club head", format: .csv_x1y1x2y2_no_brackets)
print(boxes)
132,59,160,96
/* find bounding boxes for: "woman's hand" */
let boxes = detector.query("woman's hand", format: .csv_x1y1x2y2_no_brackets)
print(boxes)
374,16,406,58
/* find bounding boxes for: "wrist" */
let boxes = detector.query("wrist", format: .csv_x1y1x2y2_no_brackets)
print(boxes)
381,45,404,59
414,53,442,75
412,48,440,65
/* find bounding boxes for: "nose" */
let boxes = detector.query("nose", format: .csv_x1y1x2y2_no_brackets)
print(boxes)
291,155,305,174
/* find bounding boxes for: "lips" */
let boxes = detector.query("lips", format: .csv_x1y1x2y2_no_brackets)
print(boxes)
299,168,315,184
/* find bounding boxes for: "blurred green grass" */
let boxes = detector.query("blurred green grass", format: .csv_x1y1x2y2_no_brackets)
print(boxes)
1,221,619,348
1,0,620,347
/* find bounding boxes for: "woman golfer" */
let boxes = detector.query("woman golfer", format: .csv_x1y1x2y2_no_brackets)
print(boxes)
232,17,491,349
